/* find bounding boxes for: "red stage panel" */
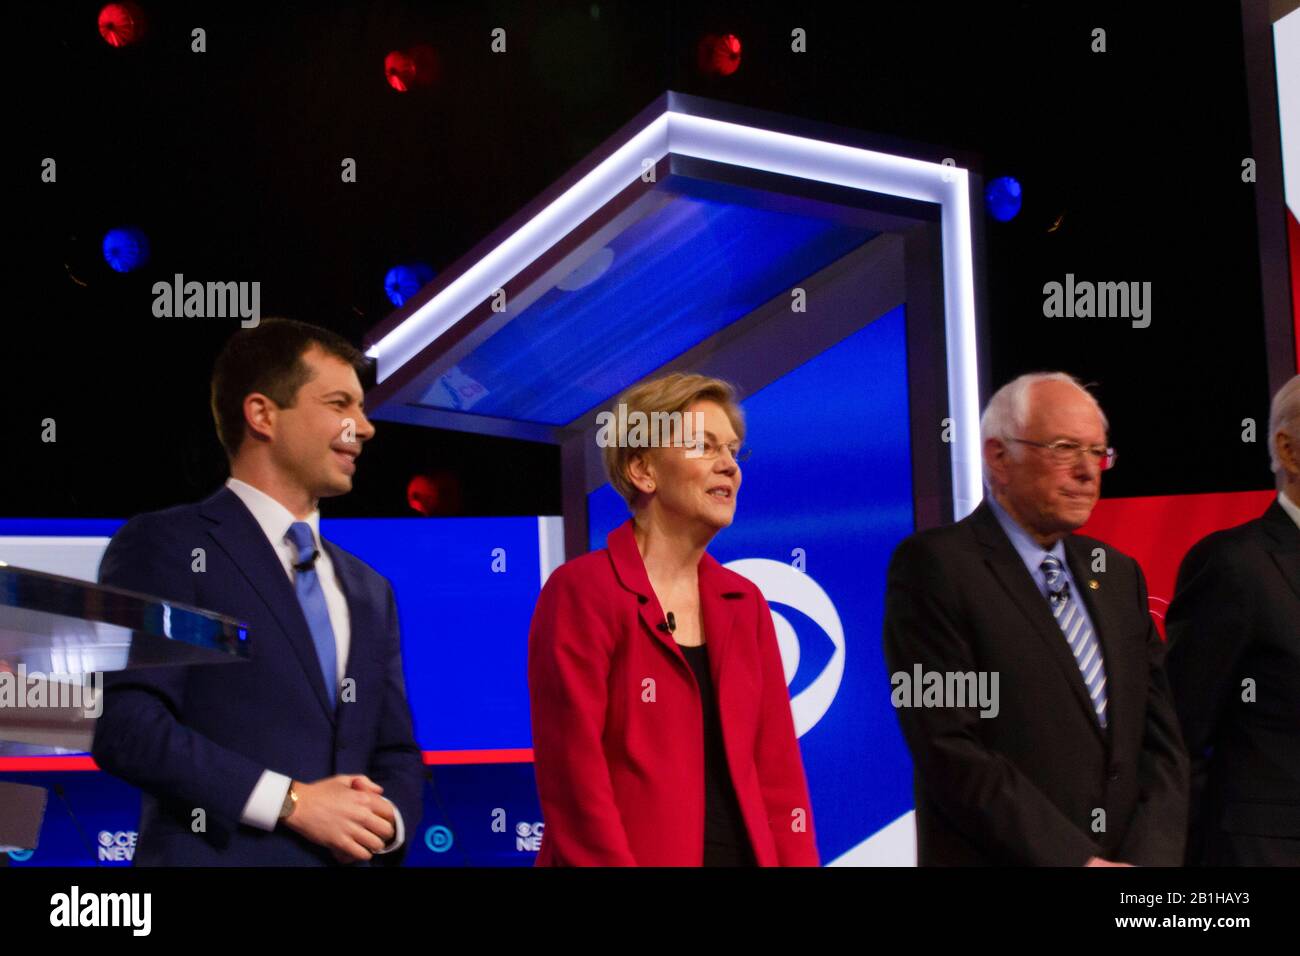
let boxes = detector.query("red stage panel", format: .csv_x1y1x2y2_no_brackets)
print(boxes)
1079,490,1277,637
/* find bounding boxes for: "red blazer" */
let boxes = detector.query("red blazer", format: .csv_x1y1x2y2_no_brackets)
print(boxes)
528,519,819,866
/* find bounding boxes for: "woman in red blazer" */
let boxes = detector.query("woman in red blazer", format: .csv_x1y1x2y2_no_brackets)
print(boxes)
528,373,819,866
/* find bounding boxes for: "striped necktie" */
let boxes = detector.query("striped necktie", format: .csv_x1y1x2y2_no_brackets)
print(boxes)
1040,554,1107,728
286,521,338,711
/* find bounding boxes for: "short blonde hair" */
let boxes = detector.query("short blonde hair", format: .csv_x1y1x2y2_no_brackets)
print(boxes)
602,372,746,508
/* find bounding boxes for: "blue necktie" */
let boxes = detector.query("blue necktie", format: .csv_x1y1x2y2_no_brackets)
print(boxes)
1040,555,1108,728
286,521,337,711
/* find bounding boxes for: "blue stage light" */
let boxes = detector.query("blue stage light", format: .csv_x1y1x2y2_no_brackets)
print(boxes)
101,227,150,273
385,263,436,307
985,176,1022,222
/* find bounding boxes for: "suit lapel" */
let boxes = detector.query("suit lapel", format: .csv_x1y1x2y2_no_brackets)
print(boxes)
324,539,374,736
1261,500,1300,604
200,488,337,723
323,538,380,682
971,503,1105,742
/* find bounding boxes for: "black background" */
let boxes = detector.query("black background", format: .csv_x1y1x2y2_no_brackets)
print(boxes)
4,0,1286,518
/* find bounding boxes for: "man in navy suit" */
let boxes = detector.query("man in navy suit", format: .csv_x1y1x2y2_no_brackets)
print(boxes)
92,318,425,865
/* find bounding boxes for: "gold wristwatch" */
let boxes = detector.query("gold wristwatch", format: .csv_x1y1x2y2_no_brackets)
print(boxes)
278,781,299,821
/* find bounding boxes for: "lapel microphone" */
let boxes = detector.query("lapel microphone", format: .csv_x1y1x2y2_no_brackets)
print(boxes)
655,611,677,634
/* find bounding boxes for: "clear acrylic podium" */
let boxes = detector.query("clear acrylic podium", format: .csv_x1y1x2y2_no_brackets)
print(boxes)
0,564,249,851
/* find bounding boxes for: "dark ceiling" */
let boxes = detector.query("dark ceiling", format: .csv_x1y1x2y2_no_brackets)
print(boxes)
5,0,1282,517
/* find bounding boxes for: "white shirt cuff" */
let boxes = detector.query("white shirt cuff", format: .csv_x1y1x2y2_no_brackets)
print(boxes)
240,770,292,832
373,797,405,854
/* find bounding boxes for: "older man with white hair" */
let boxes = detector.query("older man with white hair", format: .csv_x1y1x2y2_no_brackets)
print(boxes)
1165,373,1300,865
883,371,1188,866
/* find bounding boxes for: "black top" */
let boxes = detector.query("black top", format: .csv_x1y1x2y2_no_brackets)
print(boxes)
679,642,757,866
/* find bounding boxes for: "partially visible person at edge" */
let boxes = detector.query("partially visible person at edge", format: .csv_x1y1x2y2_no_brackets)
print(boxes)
1166,373,1300,865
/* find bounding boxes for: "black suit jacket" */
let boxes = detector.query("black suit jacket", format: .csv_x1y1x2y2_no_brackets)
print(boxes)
882,500,1189,866
1165,499,1300,865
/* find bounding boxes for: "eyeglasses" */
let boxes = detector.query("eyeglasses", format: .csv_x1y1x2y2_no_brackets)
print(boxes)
676,439,752,463
1010,438,1117,471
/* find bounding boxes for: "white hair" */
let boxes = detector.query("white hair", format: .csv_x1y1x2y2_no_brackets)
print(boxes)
980,372,1109,480
1269,373,1300,487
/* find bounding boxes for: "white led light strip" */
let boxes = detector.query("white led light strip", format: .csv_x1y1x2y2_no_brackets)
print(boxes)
368,108,982,517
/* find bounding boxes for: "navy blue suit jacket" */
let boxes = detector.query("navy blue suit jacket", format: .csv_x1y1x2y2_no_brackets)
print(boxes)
90,487,426,865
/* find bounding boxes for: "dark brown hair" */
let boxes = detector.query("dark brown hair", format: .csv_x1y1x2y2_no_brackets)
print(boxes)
210,318,368,458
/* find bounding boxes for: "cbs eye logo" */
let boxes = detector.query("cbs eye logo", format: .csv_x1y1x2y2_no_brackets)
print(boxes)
724,559,845,737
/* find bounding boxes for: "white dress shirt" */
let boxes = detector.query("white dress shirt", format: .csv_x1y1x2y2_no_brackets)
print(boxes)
225,477,404,854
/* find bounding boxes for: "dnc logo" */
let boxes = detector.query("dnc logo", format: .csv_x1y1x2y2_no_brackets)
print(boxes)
723,559,845,737
424,825,454,853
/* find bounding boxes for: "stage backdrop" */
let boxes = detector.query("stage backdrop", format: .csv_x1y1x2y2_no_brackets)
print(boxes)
588,304,920,865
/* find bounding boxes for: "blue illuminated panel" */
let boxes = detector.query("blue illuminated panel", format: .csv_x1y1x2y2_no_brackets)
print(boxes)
418,187,877,424
0,520,125,536
587,305,916,864
320,517,541,751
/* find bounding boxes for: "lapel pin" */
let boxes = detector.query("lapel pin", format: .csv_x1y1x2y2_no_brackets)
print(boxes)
1088,579,1100,590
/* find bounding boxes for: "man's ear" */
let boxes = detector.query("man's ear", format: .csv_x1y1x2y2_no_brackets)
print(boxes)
983,437,1008,488
242,392,276,444
1277,429,1300,481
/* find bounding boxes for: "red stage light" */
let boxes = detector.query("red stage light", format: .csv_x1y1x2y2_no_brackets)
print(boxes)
98,2,147,48
385,50,416,92
385,44,438,92
697,33,741,77
406,471,463,516
406,474,439,514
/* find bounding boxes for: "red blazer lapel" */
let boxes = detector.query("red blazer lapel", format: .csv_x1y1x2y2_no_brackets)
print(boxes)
605,520,681,662
698,553,742,681
604,520,742,670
